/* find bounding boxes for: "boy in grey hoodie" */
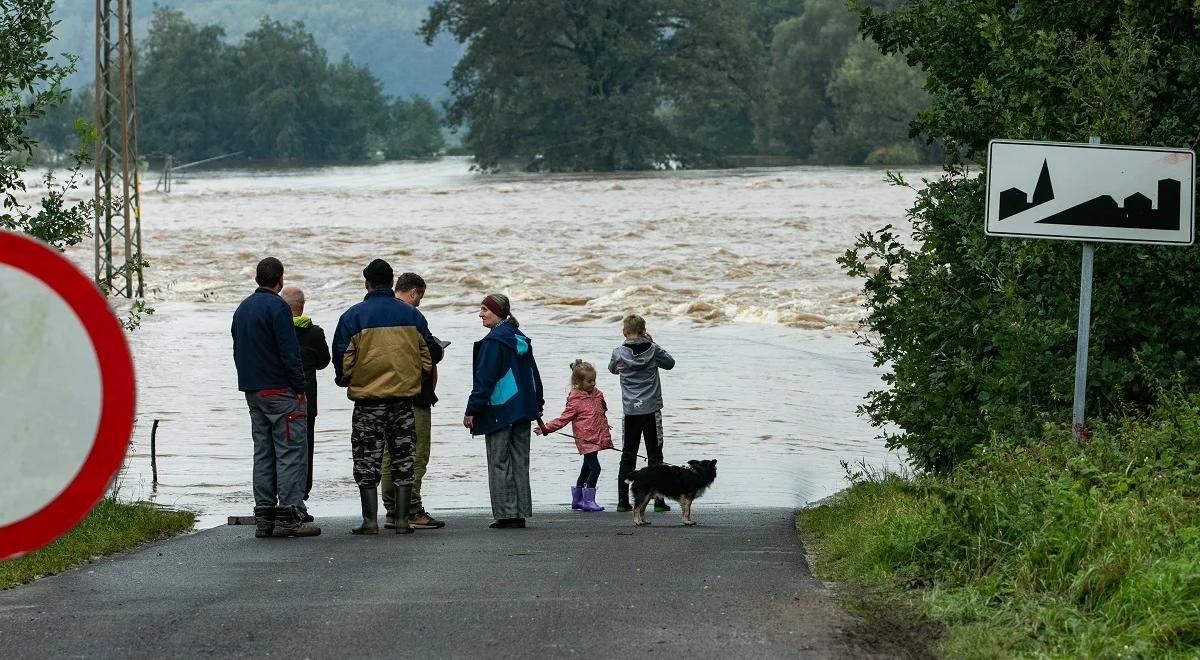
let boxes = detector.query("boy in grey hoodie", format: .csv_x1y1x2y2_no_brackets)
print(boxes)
609,314,676,512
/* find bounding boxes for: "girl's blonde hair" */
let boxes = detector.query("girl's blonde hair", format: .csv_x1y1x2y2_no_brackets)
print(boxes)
570,360,596,388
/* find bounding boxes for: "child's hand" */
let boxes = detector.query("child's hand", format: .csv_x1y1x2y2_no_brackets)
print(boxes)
533,426,544,436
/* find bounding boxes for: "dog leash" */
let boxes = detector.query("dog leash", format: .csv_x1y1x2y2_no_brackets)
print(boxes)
540,428,680,465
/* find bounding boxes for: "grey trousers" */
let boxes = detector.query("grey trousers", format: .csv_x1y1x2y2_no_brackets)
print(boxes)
485,422,532,520
246,391,308,511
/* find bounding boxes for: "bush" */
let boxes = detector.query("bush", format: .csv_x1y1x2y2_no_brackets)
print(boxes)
801,391,1200,657
841,1,1200,471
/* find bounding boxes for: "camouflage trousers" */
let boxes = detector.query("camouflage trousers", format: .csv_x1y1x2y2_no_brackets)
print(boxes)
351,399,416,489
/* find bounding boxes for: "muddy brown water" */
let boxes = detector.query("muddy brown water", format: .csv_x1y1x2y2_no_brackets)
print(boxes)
57,158,925,527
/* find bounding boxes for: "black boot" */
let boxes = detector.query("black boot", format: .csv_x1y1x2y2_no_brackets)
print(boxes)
393,484,413,534
271,505,322,537
253,506,275,538
351,487,379,535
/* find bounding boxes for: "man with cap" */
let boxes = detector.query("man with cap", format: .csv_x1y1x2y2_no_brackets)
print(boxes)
231,257,321,538
332,259,432,534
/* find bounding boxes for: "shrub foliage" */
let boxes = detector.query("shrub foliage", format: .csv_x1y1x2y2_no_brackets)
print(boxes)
840,0,1200,471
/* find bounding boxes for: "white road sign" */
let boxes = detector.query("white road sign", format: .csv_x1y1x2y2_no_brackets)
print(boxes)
0,230,135,560
985,140,1195,245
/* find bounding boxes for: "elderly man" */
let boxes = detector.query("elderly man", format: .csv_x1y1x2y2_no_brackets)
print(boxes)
332,259,432,534
231,257,321,538
280,285,330,505
381,272,447,530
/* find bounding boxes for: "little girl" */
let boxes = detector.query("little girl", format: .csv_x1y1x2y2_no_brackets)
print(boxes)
535,360,613,511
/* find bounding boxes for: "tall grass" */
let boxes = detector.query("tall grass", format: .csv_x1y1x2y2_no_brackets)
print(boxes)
800,391,1200,657
1,498,194,589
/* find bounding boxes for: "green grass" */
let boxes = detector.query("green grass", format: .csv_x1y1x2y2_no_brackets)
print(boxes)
1,498,195,589
799,392,1200,658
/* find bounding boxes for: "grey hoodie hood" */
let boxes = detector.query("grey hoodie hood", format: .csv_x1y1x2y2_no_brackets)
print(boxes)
608,339,675,415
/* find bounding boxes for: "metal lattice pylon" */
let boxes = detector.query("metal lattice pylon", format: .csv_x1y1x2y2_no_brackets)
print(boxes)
94,0,143,298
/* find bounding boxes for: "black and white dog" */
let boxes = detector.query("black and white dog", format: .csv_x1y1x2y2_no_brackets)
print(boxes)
625,459,717,526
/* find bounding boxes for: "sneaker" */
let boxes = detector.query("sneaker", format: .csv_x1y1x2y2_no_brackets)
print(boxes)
616,505,631,512
384,513,397,529
654,500,671,512
409,510,446,529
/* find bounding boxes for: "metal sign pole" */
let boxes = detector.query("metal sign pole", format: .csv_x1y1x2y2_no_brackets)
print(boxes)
1072,241,1094,441
1071,135,1102,442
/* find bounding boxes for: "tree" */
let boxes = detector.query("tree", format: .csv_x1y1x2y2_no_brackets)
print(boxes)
841,0,1200,471
809,39,930,164
322,56,390,160
138,8,238,162
420,0,761,171
232,18,330,160
1,0,92,250
766,0,859,158
385,96,445,159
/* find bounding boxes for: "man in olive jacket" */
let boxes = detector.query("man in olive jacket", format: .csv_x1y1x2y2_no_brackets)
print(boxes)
281,285,330,504
332,259,432,534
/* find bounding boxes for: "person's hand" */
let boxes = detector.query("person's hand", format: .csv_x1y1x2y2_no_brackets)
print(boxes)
463,415,474,430
533,426,544,436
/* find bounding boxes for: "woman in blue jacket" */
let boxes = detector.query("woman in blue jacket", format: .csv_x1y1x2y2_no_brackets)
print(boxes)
464,294,544,528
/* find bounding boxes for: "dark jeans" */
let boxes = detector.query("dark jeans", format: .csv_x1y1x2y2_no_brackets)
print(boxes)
576,452,601,488
617,411,663,506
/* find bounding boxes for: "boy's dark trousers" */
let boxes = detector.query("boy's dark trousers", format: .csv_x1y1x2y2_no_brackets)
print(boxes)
617,411,663,507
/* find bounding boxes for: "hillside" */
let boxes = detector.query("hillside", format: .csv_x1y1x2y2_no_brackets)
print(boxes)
50,0,461,99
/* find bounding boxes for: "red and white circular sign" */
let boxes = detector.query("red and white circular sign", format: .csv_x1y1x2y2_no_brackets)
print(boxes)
0,230,135,560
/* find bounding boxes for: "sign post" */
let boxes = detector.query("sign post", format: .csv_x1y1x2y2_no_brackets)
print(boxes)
986,138,1196,441
0,230,136,560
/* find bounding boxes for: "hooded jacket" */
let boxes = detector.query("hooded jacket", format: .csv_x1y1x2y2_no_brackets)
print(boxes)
293,317,330,417
332,288,432,401
466,320,544,436
542,388,614,455
608,339,675,415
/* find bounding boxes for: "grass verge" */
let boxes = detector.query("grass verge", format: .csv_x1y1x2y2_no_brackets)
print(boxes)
1,498,195,589
798,391,1200,658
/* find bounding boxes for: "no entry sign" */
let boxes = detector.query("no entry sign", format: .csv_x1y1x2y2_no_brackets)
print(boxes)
0,230,135,560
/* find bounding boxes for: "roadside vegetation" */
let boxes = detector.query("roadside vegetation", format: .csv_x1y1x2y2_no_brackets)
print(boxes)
0,499,195,589
807,0,1200,656
802,389,1200,657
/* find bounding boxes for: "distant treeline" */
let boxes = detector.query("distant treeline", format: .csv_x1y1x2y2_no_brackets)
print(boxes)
420,0,936,170
28,8,444,165
30,0,934,169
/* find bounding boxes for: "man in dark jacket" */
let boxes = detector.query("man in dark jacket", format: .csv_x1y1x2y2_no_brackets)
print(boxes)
332,259,432,535
231,257,321,538
281,285,330,503
381,272,447,530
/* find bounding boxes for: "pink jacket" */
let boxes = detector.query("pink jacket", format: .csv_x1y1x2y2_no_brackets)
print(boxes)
543,388,614,455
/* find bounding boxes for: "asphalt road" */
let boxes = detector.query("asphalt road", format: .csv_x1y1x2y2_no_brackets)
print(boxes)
0,507,902,659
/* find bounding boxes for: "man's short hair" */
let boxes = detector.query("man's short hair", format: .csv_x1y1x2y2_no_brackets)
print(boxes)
255,257,284,288
622,314,646,336
395,272,427,293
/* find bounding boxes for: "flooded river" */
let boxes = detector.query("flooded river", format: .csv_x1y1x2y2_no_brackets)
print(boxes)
67,158,923,527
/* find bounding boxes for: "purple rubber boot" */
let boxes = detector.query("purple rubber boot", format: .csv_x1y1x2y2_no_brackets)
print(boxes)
580,487,605,512
570,486,584,510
